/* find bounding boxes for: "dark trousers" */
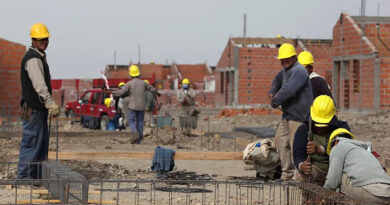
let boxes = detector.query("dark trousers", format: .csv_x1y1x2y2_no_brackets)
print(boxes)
128,109,145,143
18,109,49,179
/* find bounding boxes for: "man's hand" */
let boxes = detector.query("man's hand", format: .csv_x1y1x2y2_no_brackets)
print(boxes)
299,161,312,175
267,94,273,102
145,107,150,112
307,141,322,155
45,99,60,117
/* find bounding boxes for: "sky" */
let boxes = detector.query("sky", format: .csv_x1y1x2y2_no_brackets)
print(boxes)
1,0,389,79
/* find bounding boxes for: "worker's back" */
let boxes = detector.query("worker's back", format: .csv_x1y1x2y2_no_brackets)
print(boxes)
126,78,147,111
332,139,390,187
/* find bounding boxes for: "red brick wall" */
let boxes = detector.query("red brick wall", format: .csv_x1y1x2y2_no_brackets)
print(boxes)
381,58,390,108
215,40,236,106
0,38,26,120
332,13,390,109
51,79,93,107
238,47,280,104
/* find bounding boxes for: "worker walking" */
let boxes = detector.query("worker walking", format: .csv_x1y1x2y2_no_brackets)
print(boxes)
325,130,390,203
119,82,129,129
268,43,313,181
293,95,350,185
298,51,332,99
144,80,156,128
113,65,155,144
18,23,60,179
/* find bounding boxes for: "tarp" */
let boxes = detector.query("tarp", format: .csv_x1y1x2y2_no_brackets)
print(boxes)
234,127,276,138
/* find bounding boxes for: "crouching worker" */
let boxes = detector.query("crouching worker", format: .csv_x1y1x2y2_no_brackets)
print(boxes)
324,129,390,203
293,95,350,185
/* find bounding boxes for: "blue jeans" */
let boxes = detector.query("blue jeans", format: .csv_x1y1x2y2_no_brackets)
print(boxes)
18,109,49,179
128,110,145,143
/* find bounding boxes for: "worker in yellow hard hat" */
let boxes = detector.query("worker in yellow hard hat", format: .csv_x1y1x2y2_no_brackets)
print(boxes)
18,23,60,179
112,65,156,144
267,43,313,181
298,51,332,99
324,129,390,203
292,95,351,185
177,78,199,134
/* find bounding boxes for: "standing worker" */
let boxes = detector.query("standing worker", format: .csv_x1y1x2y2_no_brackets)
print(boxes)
177,78,198,132
18,23,60,179
113,65,155,144
119,82,129,129
298,51,332,99
325,130,390,203
268,43,313,181
144,80,156,128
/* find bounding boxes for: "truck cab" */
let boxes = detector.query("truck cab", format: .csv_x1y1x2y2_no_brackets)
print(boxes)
65,89,116,130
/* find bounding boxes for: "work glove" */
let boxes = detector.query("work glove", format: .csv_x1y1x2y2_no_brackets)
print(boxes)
45,98,60,117
145,107,150,112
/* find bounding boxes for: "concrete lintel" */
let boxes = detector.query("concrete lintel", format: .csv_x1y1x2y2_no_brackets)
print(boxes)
333,53,376,61
216,67,235,72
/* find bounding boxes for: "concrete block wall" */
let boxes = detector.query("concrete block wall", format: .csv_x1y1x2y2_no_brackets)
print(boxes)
0,38,26,120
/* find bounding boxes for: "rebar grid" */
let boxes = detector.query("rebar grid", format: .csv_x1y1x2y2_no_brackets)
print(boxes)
42,161,88,203
2,178,386,205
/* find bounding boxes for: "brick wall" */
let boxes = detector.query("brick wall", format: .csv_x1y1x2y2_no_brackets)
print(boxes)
216,39,333,106
332,13,390,109
51,79,93,107
215,40,236,106
0,38,26,120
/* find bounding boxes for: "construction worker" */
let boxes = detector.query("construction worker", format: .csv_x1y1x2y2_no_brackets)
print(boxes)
325,129,390,203
177,78,198,132
177,78,196,114
119,82,129,129
18,23,60,179
144,80,156,128
114,82,126,130
298,51,332,99
293,95,350,185
267,43,313,181
113,65,156,144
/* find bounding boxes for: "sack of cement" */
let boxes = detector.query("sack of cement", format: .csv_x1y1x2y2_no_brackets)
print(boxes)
243,139,280,179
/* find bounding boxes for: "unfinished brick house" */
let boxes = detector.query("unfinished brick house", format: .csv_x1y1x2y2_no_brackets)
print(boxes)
0,38,26,120
332,13,390,110
215,37,332,106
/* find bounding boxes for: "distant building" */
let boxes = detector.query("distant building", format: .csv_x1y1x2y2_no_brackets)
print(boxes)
332,13,390,110
215,37,332,106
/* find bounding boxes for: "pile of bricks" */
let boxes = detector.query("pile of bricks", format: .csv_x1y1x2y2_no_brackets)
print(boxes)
217,107,282,118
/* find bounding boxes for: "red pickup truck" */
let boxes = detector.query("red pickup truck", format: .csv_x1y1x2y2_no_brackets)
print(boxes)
65,88,116,130
65,77,155,130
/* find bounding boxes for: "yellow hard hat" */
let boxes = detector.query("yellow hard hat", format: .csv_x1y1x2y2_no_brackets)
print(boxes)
298,51,314,66
277,43,296,59
144,80,149,84
104,98,112,108
30,23,50,39
276,34,283,39
182,78,190,85
310,95,336,124
118,82,125,87
327,128,355,155
129,65,140,77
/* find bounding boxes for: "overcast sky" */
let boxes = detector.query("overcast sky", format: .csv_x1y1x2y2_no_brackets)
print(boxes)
1,0,389,78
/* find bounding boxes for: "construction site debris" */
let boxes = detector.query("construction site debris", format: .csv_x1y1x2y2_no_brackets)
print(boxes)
217,108,282,118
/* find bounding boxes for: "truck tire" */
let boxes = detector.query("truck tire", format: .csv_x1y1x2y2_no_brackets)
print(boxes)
100,115,109,130
68,110,76,124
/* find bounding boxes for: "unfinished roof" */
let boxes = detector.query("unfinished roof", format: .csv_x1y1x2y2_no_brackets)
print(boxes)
351,16,390,24
230,37,331,47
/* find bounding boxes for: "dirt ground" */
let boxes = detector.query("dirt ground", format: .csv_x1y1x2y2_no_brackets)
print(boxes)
0,107,389,181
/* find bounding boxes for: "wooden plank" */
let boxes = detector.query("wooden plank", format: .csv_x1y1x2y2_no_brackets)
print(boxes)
190,129,205,136
234,137,252,147
17,200,114,204
47,151,243,160
16,189,100,194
